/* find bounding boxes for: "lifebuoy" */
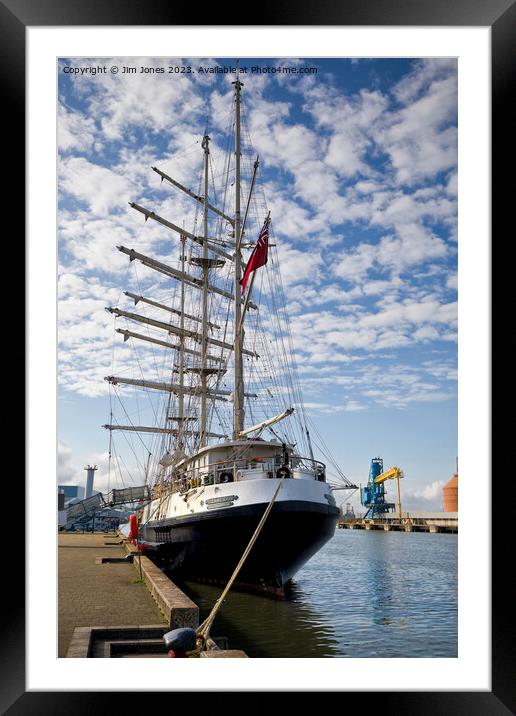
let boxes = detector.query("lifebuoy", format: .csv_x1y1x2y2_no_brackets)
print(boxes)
276,466,291,479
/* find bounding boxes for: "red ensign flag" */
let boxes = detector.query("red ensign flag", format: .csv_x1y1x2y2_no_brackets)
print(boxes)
240,217,270,294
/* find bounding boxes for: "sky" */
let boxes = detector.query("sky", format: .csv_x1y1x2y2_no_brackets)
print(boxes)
57,57,458,513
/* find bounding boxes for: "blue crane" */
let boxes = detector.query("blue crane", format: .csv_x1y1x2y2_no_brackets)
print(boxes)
360,457,403,520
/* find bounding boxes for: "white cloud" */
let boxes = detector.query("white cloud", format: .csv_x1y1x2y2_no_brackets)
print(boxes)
402,479,446,510
57,440,76,484
333,226,448,286
377,66,457,185
273,241,323,286
393,58,457,104
413,325,440,342
59,157,134,215
83,58,205,141
446,272,458,291
446,171,458,196
343,400,366,412
58,103,97,153
332,242,377,282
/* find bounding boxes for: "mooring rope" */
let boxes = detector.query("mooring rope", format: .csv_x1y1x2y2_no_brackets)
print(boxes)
196,476,286,641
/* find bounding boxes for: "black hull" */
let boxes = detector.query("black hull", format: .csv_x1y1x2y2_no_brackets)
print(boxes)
139,500,340,597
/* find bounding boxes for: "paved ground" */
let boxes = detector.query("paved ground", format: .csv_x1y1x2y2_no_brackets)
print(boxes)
58,532,166,657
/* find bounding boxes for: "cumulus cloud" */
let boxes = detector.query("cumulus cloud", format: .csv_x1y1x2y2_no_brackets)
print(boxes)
59,157,135,215
378,68,458,185
85,58,204,141
58,103,97,153
401,479,446,511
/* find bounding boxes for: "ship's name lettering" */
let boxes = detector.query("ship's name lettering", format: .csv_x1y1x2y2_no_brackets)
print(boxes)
205,495,239,505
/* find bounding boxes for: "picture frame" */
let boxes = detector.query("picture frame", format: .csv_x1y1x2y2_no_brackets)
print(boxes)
7,0,513,710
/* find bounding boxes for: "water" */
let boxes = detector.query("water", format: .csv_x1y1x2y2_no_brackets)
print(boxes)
177,530,457,658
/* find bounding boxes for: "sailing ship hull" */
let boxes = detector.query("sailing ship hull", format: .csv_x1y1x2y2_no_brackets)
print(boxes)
139,499,340,597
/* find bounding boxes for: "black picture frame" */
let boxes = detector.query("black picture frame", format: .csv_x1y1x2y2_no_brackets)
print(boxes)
7,0,514,712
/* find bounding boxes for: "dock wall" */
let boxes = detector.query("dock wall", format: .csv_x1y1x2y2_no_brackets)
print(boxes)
338,518,457,533
131,552,199,630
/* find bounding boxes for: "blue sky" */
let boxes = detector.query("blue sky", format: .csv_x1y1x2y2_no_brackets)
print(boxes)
58,57,457,512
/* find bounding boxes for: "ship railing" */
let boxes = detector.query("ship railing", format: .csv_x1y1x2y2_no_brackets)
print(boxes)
155,457,258,493
149,456,272,496
151,454,327,496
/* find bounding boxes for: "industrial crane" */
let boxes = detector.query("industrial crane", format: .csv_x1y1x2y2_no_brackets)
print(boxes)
360,457,404,520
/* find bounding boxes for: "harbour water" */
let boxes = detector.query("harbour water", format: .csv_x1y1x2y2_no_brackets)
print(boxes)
177,529,457,658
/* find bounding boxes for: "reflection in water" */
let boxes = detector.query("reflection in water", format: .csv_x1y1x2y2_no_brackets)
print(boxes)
177,578,341,658
366,538,396,627
172,530,457,658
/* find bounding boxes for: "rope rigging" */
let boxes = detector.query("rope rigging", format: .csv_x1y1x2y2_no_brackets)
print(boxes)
104,84,341,493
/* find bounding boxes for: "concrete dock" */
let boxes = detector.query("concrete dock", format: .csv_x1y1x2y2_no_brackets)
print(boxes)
58,532,166,657
59,531,247,657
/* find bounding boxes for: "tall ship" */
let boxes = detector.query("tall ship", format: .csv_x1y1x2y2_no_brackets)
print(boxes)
103,75,352,596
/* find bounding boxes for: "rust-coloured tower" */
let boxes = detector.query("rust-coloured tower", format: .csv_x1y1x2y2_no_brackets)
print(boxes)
443,458,458,512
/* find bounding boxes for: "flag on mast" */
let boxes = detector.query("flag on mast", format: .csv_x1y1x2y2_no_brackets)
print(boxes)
240,216,270,293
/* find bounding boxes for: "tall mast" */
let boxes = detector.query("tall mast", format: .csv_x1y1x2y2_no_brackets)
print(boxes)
200,134,210,447
232,77,245,439
177,233,186,446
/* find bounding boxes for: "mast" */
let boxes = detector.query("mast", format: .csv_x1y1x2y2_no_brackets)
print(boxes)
233,76,245,439
177,233,186,447
200,133,210,447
